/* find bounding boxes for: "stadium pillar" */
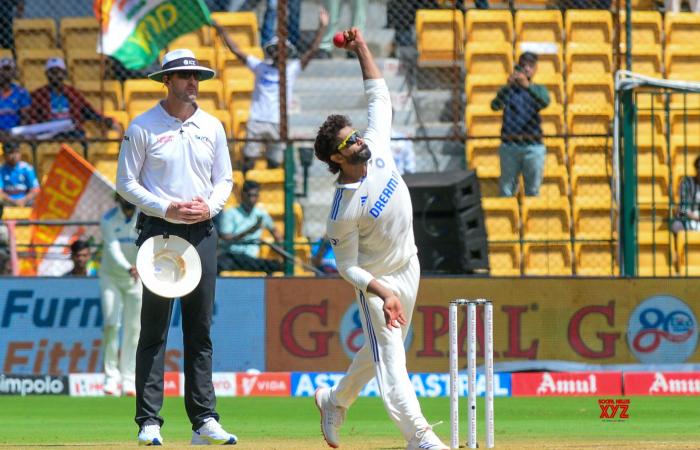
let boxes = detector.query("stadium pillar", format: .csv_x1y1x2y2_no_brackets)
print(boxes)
621,89,637,276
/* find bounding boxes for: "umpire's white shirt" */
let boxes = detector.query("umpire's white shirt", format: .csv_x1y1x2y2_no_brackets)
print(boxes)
116,102,233,222
326,79,418,292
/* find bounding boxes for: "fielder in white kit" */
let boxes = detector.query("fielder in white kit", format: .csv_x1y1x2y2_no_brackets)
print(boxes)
99,194,142,396
313,28,449,450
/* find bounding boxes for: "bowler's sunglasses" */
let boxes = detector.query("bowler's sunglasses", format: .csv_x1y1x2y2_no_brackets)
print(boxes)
173,70,202,80
337,130,360,151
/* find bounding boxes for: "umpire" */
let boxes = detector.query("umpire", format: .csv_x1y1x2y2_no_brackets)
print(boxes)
116,49,235,446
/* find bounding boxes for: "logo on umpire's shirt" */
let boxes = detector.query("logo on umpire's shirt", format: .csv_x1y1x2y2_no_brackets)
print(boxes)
123,135,130,142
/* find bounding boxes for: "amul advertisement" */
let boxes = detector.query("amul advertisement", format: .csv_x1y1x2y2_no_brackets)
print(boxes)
265,278,700,371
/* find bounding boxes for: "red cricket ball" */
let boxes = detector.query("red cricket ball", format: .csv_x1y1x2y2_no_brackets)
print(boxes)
333,32,346,48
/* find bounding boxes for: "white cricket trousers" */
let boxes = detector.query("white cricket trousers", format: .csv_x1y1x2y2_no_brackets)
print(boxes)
330,255,429,441
100,275,142,388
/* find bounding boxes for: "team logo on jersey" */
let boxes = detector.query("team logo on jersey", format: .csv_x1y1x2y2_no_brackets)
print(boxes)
376,158,385,168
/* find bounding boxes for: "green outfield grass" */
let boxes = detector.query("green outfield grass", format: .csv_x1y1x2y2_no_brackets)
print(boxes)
1,396,698,448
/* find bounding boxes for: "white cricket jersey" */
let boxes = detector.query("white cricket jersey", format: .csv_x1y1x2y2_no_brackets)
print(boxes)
326,79,418,292
99,206,139,280
116,102,233,222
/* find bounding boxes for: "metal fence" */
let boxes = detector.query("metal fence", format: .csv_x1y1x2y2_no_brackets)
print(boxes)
0,0,697,277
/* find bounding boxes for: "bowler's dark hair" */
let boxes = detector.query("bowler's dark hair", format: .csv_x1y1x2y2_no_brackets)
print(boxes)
70,239,90,255
242,180,260,192
519,52,538,67
315,114,351,174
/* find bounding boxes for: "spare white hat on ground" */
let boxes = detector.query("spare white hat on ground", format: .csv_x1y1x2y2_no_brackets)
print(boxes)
45,57,66,71
148,48,216,82
136,234,202,299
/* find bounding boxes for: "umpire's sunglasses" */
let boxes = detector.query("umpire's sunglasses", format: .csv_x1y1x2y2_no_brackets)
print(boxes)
172,70,202,80
337,130,360,151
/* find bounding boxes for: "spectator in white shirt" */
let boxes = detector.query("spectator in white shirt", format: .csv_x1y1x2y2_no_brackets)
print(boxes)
390,128,415,175
213,7,329,171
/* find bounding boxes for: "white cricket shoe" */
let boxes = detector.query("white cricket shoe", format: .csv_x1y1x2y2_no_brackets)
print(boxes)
191,417,238,445
406,427,449,450
314,387,346,448
138,424,163,446
103,378,120,396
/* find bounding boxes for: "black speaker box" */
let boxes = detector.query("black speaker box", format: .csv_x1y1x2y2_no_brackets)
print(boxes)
403,170,489,274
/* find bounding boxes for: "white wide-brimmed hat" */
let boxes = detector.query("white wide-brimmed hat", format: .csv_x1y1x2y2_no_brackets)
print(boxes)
148,49,216,82
136,234,202,298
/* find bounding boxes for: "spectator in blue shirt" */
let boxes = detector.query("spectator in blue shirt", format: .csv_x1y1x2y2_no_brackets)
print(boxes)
217,180,284,274
0,141,39,212
0,57,31,134
311,235,338,274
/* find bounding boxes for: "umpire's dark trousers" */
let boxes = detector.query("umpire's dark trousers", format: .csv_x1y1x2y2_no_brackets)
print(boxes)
134,215,220,431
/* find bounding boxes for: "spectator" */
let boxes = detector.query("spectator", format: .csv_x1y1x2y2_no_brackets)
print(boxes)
0,249,10,275
665,0,700,12
0,141,39,209
99,194,142,397
671,156,700,233
239,0,302,48
317,0,367,59
64,239,97,276
491,52,550,197
213,7,328,171
390,129,415,175
0,58,31,135
0,0,23,53
311,235,338,274
27,58,114,139
558,0,612,8
217,180,284,274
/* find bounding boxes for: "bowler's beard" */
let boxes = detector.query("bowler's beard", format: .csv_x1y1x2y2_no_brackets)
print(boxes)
348,144,371,165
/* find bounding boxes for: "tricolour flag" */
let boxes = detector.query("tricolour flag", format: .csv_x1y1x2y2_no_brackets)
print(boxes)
94,0,212,70
21,145,115,276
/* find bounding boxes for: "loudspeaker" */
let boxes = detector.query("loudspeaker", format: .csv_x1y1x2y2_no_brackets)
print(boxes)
403,170,489,274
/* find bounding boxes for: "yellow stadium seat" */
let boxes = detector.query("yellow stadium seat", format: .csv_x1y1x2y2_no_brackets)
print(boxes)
0,49,12,60
169,26,211,49
516,44,562,76
415,9,464,65
664,12,700,47
573,199,615,240
220,270,268,277
189,47,216,72
211,12,260,49
465,105,502,138
197,79,225,111
638,232,674,276
259,201,305,238
93,155,119,184
540,104,565,137
619,44,663,78
567,73,613,107
216,46,263,74
124,79,166,105
565,10,612,44
17,49,64,88
515,10,563,44
466,138,500,173
483,197,520,240
532,73,563,106
637,165,670,205
66,49,104,83
478,173,501,198
539,169,568,199
638,202,670,235
488,242,522,276
60,17,99,51
523,242,572,275
232,108,250,138
636,110,665,142
636,135,666,167
210,109,232,138
620,11,662,46
575,242,618,276
665,45,700,81
465,74,507,106
521,197,571,241
544,138,566,172
677,232,700,276
245,168,284,205
565,43,612,75
571,166,612,205
465,10,513,43
567,104,613,136
465,42,513,75
13,18,57,51
2,206,32,220
127,99,155,119
568,137,610,172
108,110,130,134
670,109,700,138
75,80,123,112
670,137,700,174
